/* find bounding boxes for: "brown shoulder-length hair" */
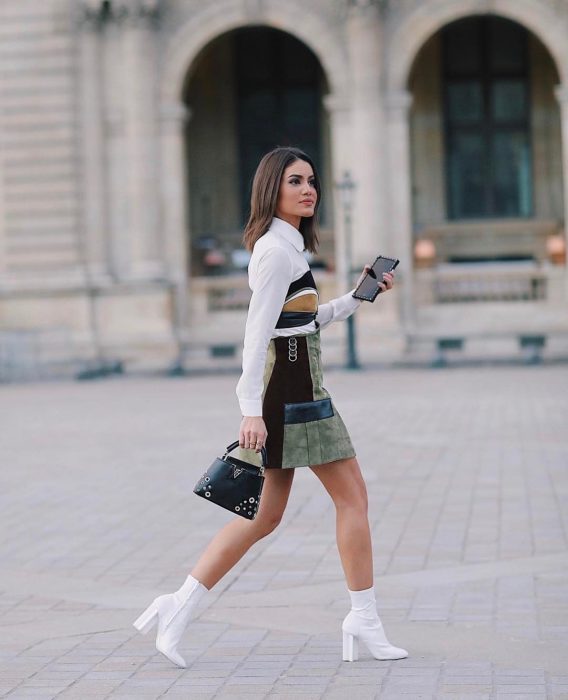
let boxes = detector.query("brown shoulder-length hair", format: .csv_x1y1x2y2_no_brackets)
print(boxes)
242,146,321,253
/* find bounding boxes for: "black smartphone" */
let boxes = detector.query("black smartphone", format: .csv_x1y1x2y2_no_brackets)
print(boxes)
352,255,400,302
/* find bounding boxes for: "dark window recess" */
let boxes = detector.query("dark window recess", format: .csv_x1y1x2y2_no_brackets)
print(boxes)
442,16,532,219
235,28,324,224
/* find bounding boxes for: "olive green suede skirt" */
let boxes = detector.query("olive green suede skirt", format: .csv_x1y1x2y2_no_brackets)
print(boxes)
239,326,356,469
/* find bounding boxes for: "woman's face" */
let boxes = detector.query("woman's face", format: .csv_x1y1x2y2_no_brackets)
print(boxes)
275,159,317,226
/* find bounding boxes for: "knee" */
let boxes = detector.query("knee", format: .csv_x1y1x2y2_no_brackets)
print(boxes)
335,483,368,516
253,512,284,540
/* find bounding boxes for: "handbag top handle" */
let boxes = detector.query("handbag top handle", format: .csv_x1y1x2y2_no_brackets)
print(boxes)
224,440,268,468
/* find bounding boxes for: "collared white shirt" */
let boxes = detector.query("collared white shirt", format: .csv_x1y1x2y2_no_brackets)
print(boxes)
236,217,362,416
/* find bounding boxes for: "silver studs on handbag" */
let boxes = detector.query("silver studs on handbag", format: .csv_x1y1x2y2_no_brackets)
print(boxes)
235,495,259,516
195,475,213,498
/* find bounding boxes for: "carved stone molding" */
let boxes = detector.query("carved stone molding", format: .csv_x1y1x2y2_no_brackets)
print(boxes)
77,0,160,30
330,0,381,22
347,0,385,17
381,0,568,23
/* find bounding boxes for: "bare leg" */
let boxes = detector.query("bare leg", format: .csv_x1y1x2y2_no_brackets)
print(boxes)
310,456,373,590
191,467,295,589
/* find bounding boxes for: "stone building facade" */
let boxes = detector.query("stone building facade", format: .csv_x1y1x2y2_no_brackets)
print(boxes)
1,0,567,374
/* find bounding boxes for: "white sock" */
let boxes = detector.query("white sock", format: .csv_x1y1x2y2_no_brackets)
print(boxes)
348,585,379,619
175,573,209,602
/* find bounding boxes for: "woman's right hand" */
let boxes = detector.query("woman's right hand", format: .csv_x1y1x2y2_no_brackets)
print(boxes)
239,416,267,453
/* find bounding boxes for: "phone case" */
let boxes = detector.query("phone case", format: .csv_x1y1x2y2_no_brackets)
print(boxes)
352,255,399,302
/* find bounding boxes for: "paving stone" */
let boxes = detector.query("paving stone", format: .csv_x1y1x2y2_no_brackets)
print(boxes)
6,694,60,700
436,695,490,699
57,682,123,696
0,368,567,697
320,692,376,700
7,690,68,698
220,683,274,693
495,695,546,700
268,695,322,700
494,685,548,693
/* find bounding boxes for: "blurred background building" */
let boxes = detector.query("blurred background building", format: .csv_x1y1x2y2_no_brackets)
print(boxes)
0,0,567,378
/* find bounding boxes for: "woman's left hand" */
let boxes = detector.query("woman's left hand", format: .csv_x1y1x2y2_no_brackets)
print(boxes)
355,264,395,293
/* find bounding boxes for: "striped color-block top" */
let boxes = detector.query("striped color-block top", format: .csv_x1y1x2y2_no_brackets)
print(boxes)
275,269,318,330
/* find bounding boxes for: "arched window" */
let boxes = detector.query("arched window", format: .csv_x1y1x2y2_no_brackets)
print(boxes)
443,16,532,219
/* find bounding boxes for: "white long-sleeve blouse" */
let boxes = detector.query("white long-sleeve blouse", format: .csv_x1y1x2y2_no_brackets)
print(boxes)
236,217,362,417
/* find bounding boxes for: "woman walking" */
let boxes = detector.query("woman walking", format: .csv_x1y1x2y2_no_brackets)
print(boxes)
133,147,407,668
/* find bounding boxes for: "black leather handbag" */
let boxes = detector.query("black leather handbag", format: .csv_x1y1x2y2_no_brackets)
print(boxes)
193,440,267,520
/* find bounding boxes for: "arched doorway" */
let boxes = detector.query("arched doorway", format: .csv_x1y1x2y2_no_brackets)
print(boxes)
407,15,564,304
182,26,331,279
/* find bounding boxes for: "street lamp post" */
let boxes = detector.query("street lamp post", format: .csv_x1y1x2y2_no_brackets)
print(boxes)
335,170,360,370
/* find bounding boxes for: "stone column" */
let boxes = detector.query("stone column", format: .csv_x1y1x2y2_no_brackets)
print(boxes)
159,103,192,346
346,0,387,264
122,2,162,278
77,8,108,281
323,94,353,295
99,0,161,281
102,16,129,279
385,89,415,333
555,84,568,298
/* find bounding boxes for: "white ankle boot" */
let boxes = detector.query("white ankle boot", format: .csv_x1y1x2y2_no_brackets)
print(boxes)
342,585,408,662
133,574,208,668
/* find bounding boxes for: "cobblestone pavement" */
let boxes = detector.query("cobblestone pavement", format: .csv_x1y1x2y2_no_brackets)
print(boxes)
1,364,567,699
